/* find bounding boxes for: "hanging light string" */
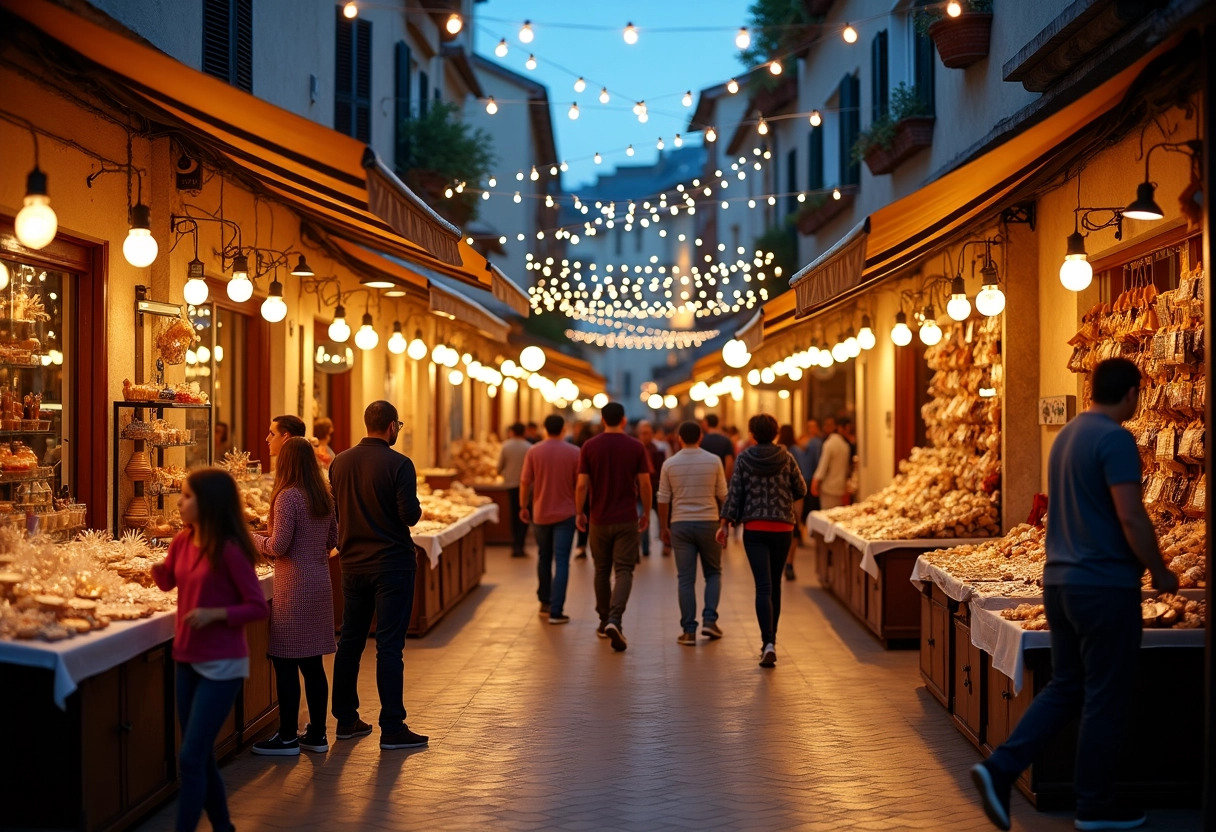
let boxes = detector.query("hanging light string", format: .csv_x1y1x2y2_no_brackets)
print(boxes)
565,327,721,350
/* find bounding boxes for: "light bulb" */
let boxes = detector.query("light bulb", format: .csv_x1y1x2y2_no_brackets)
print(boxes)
735,27,750,49
626,144,635,156
747,369,761,385
520,345,546,372
832,188,842,200
682,91,693,107
858,326,876,351
431,344,447,364
504,377,520,394
891,312,913,346
513,191,522,203
226,275,253,303
407,333,427,360
446,369,463,385
599,87,610,104
946,295,971,321
831,342,848,363
623,22,638,44
495,38,508,57
354,313,378,350
568,102,580,120
574,77,586,93
674,133,683,147
15,168,57,250
1060,256,1093,292
486,97,498,115
722,339,750,368
329,306,351,342
594,152,603,164
656,137,665,150
123,204,158,267
525,54,537,70
788,367,803,381
761,367,776,384
519,20,534,43
387,322,407,354
260,280,287,323
342,1,357,19
196,345,210,363
809,110,822,127
818,347,834,368
593,392,608,408
845,335,861,358
976,283,1006,317
843,24,858,43
769,60,783,76
727,78,739,94
946,1,963,17
0,261,8,291
757,117,768,136
706,127,717,143
919,310,943,346
445,13,463,34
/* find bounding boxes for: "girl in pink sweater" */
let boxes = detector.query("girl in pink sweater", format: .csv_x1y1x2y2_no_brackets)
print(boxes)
153,468,268,832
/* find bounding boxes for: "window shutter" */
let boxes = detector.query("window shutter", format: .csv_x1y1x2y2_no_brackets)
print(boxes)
914,30,936,116
394,41,412,169
334,6,353,136
418,71,429,118
808,127,824,191
871,30,888,122
202,0,252,91
839,74,860,187
233,0,253,92
202,0,231,81
354,19,372,142
786,148,798,214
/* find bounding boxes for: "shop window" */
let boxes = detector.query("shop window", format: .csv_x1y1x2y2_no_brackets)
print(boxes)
871,30,889,121
185,304,246,467
202,0,253,92
838,74,861,187
808,127,824,191
335,7,372,142
394,41,412,169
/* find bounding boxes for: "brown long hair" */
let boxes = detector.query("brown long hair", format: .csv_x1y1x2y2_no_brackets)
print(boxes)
272,436,334,521
186,468,260,569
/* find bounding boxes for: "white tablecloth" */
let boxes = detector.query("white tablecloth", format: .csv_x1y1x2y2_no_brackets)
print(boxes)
0,575,274,710
910,555,980,602
412,503,499,569
969,599,1205,695
807,512,993,578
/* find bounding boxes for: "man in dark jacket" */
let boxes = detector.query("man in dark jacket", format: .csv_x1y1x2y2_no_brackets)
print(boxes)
329,400,428,750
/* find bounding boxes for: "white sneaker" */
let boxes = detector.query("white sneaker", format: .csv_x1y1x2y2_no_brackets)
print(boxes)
759,643,777,668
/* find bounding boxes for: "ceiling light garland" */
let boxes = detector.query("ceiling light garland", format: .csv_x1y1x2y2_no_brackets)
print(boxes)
564,328,720,350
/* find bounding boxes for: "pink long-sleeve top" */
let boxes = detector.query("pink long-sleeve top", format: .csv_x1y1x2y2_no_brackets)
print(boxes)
152,531,269,664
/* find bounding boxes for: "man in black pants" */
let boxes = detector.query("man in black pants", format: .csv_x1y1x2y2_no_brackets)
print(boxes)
499,422,532,557
970,359,1177,831
329,401,428,750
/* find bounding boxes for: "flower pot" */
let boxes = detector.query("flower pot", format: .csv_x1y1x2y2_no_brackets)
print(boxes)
928,13,992,69
795,188,856,236
864,116,936,176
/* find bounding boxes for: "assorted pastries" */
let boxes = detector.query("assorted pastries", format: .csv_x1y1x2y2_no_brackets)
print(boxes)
448,439,504,484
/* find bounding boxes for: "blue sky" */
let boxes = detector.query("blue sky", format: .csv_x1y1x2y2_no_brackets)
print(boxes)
473,0,754,190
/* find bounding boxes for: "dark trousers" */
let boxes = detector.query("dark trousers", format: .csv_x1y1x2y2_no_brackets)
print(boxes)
589,521,639,626
743,529,793,646
507,487,527,554
271,655,329,738
175,663,242,832
987,585,1141,814
535,515,576,616
332,569,416,730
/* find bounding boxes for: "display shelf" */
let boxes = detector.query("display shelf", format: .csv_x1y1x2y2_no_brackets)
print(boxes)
145,440,196,449
0,358,47,369
116,400,211,408
0,428,53,438
0,466,53,484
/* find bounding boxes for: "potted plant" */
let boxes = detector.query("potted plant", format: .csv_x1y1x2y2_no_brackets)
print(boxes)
916,0,993,69
852,84,935,176
793,187,856,236
395,101,495,227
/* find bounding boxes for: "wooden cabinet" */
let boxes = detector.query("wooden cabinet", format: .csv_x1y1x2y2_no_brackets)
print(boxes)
239,614,277,739
951,613,983,746
409,525,487,636
919,586,951,707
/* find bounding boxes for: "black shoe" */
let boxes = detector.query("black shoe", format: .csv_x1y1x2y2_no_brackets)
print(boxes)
252,732,299,756
539,603,550,617
784,563,796,581
604,622,627,652
380,726,429,750
970,762,1012,831
1074,808,1147,831
336,719,374,740
701,622,724,640
299,724,329,753
596,622,608,638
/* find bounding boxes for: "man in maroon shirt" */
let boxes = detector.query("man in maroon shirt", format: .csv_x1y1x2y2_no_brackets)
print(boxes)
575,402,651,652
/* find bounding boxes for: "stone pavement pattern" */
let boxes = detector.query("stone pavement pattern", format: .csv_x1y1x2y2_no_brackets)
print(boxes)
140,540,1201,831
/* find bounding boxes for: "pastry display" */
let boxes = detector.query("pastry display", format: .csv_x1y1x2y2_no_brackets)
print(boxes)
448,439,504,484
414,480,493,535
922,523,1047,594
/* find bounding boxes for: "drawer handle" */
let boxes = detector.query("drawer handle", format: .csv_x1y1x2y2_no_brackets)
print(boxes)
963,678,971,690
120,721,134,733
1001,690,1013,700
926,637,935,647
962,664,971,673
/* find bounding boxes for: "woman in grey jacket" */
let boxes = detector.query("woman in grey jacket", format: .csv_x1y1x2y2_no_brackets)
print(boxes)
717,413,807,667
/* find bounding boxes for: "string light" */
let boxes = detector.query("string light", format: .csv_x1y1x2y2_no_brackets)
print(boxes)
809,110,822,127
947,1,963,17
735,27,750,49
568,102,580,120
673,133,683,147
530,166,540,181
832,188,842,200
705,127,717,143
769,59,783,76
682,91,693,107
445,13,462,35
623,22,638,44
519,20,534,43
843,23,858,43
656,137,665,150
727,78,739,94
574,76,586,93
525,54,537,70
599,87,610,104
495,38,508,57
757,116,769,136
485,97,498,115
342,1,357,19
594,152,603,164
626,144,635,157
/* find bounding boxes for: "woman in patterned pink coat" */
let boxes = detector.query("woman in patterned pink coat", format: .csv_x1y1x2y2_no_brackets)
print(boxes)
250,437,338,756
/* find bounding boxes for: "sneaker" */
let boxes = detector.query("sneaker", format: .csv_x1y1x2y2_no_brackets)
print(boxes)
539,603,550,617
549,614,570,625
970,762,1012,831
252,732,300,756
701,622,724,640
784,563,796,581
380,726,429,750
335,719,374,740
677,632,697,646
1074,808,1147,831
759,643,777,668
596,622,608,638
299,724,329,753
604,622,628,652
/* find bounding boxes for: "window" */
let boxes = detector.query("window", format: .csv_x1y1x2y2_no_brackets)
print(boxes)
838,74,861,187
202,0,252,92
807,126,824,191
871,30,889,121
418,71,429,118
335,7,371,142
394,42,412,169
786,148,798,214
185,305,246,469
913,28,936,116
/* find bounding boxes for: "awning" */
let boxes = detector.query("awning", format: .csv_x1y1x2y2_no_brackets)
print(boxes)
429,283,510,342
3,0,492,290
487,264,531,316
363,151,462,267
736,309,766,352
785,43,1168,320
527,349,606,393
316,231,430,297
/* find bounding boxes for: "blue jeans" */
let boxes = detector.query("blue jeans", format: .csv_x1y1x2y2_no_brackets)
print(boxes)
987,585,1141,814
534,515,575,616
670,521,722,633
175,663,242,832
743,529,792,646
332,569,416,730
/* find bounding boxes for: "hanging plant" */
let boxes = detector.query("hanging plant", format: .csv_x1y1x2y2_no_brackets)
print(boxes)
395,101,496,226
912,0,993,36
915,0,994,69
851,83,933,173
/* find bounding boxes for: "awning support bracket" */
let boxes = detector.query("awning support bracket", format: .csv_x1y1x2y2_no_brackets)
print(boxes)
1001,202,1036,230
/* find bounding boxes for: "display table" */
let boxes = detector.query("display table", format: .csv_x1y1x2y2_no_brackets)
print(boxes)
0,575,278,831
472,482,514,544
808,513,993,647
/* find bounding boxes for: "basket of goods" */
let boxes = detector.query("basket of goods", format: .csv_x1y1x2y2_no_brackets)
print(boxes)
154,308,198,365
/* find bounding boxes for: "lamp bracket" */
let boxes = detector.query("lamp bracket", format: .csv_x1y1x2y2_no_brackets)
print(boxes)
1078,207,1125,241
1000,202,1035,230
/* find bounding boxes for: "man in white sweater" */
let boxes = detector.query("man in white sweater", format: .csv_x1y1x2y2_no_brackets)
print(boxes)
811,416,852,510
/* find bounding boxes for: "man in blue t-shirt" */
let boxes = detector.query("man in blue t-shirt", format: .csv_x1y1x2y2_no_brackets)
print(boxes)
970,358,1177,832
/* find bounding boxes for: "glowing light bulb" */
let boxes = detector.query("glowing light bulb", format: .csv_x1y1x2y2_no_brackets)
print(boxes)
626,144,635,157
673,133,683,147
727,78,739,94
594,152,603,164
623,22,638,44
757,117,768,136
843,24,858,43
656,137,665,150
832,188,842,200
682,90,693,107
0,262,9,292
525,54,537,70
387,323,407,355
1060,232,1092,291
406,333,427,360
946,1,963,17
976,283,1006,317
226,274,253,303
919,307,942,346
329,306,351,342
260,281,287,323
520,345,546,372
495,38,508,57
705,127,717,143
858,326,876,351
519,20,534,43
122,204,158,267
761,367,776,384
196,345,210,364
599,87,610,104
735,27,750,49
891,312,913,346
809,110,822,127
573,76,587,93
769,59,783,76
14,168,57,250
445,13,463,34
946,276,971,321
568,102,580,120
831,342,848,363
342,1,357,19
354,313,378,350
485,97,498,114
593,392,608,408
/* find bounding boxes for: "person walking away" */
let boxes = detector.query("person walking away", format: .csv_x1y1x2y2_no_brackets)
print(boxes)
811,416,851,510
524,422,541,444
970,359,1177,831
699,414,736,483
571,421,595,558
499,423,532,558
636,420,665,557
151,469,269,832
249,437,338,756
266,414,307,470
718,414,806,668
520,415,581,623
777,424,807,582
313,417,336,472
329,401,429,750
658,421,727,646
575,402,651,652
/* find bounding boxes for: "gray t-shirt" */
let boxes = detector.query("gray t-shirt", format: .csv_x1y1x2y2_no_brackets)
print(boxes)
498,437,532,488
1043,411,1144,588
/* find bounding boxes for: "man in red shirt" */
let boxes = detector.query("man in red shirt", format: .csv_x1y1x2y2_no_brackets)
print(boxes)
575,402,651,652
520,415,581,624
